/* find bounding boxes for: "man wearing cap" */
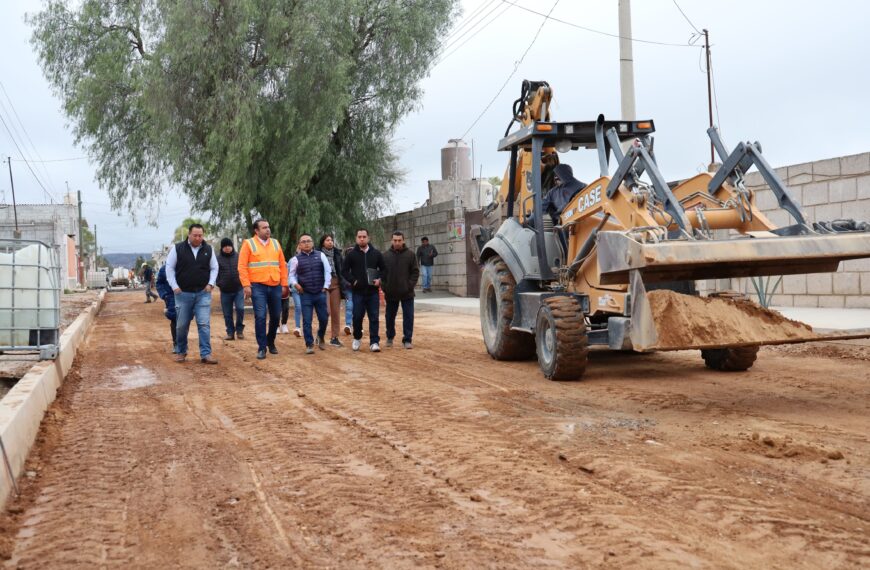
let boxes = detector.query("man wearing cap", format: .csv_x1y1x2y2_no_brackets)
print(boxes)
237,219,289,360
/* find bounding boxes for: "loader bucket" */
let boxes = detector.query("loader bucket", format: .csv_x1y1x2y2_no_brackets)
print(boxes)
628,281,870,352
601,230,870,351
597,231,870,286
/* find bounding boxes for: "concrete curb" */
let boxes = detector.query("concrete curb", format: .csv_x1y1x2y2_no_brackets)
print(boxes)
0,289,106,506
415,300,480,316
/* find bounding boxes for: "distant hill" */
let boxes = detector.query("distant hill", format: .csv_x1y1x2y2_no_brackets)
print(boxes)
104,253,151,269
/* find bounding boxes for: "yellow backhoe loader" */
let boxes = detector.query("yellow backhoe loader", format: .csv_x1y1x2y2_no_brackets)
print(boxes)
472,80,870,380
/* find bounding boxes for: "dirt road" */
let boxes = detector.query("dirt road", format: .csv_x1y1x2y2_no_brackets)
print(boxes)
0,291,867,568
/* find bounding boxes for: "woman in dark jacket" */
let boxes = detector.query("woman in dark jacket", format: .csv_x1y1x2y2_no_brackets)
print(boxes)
318,234,346,346
216,238,245,340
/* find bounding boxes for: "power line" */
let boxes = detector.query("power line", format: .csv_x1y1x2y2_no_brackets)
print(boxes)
436,1,515,65
10,156,88,163
499,0,696,48
442,0,498,44
460,0,561,140
0,113,60,204
0,81,62,202
672,0,702,35
436,0,506,61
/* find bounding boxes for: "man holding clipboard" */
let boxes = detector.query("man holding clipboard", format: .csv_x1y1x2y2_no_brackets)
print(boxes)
342,228,387,353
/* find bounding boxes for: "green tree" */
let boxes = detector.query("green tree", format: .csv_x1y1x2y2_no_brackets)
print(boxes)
487,176,502,190
31,0,457,246
173,217,212,244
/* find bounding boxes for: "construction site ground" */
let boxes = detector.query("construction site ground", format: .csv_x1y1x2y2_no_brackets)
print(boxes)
0,290,867,568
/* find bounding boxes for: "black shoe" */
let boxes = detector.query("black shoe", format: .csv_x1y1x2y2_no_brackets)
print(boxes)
329,337,342,347
256,349,266,360
268,344,278,355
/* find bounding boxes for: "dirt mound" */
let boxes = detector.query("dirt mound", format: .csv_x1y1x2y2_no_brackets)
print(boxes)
646,290,816,349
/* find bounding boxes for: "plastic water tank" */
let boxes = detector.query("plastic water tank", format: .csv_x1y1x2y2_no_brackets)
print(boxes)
0,242,60,347
441,139,472,181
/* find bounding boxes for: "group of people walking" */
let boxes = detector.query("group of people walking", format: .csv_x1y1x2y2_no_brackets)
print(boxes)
157,221,439,363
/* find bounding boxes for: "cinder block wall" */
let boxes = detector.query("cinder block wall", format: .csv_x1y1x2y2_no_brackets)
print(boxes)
376,200,470,296
740,152,870,308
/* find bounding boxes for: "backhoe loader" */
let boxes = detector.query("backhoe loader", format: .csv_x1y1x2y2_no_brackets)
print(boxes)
472,80,870,380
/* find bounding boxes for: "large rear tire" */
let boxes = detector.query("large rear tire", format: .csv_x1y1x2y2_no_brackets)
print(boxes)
480,257,535,360
701,346,759,371
535,296,589,380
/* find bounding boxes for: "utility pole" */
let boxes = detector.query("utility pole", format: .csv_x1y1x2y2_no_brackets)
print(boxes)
618,0,636,120
77,189,84,287
93,224,97,271
6,158,20,239
703,28,715,166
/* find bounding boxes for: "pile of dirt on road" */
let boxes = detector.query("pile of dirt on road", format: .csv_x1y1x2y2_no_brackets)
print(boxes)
646,290,817,349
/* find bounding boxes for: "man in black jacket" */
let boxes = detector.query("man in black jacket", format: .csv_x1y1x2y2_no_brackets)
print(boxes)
342,228,386,353
165,223,219,364
382,231,419,349
216,238,245,340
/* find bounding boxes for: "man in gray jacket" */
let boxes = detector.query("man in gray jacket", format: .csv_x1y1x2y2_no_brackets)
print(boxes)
383,231,420,349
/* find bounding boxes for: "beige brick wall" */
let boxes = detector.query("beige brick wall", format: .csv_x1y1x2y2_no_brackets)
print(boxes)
734,152,870,308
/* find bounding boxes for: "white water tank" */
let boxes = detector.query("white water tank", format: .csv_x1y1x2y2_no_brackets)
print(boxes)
0,242,60,348
441,139,472,181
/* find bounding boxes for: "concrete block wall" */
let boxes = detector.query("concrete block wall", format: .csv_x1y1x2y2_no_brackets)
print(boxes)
737,151,870,308
376,200,471,296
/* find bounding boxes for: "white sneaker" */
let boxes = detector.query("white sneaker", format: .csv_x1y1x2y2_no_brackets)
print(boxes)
352,339,361,351
293,327,301,337
370,343,380,353
285,324,292,334
344,325,351,335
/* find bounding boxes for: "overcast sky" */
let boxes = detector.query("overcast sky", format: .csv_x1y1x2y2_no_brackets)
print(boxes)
1,0,868,253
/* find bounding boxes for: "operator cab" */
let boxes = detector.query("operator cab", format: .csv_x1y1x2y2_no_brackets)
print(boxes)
496,115,655,280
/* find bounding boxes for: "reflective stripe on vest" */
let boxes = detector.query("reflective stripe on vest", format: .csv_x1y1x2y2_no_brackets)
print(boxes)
249,261,280,267
247,237,279,255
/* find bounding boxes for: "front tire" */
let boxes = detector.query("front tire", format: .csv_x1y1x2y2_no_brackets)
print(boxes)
535,296,589,380
479,257,535,360
701,346,759,371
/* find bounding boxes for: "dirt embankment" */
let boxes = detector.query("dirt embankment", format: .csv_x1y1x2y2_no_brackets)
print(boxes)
0,292,866,568
647,290,817,349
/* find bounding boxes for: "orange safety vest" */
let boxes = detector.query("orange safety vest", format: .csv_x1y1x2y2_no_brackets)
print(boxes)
237,237,288,287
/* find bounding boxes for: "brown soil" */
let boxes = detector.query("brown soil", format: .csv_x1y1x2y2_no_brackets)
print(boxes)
0,292,867,568
647,290,817,349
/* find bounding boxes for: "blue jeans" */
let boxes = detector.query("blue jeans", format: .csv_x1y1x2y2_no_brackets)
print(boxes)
301,291,329,346
174,290,212,357
343,287,353,326
352,289,380,344
251,283,282,350
421,265,433,290
220,290,245,336
385,298,414,343
291,288,302,328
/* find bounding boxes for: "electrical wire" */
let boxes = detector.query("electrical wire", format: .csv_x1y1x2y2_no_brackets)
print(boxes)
672,0,701,35
498,0,695,48
436,1,514,65
10,156,88,163
0,81,61,202
435,0,508,62
442,0,498,44
709,48,723,139
459,0,561,140
0,113,60,204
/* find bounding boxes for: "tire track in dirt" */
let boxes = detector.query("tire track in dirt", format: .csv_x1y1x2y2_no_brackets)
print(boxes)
0,293,866,568
233,313,870,568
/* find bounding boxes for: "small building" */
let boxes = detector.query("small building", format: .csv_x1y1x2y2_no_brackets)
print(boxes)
0,202,81,289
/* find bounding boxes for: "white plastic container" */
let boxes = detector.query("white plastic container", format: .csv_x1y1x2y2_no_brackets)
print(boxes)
0,242,61,349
